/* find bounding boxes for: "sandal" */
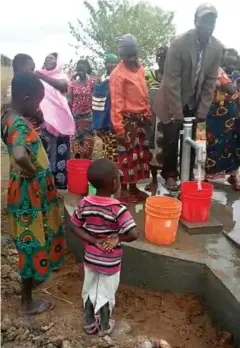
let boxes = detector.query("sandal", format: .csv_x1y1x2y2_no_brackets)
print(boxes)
84,316,100,335
19,300,54,316
98,318,115,337
227,176,240,191
165,178,179,192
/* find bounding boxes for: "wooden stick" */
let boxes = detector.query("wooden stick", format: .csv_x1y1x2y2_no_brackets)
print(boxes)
41,289,73,305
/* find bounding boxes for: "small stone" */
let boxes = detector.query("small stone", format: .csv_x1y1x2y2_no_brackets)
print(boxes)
62,340,72,348
159,339,172,348
14,327,25,341
111,320,131,340
19,329,30,341
139,341,153,348
13,283,22,295
49,335,65,347
32,335,42,342
9,271,19,282
99,336,114,348
41,322,55,332
13,318,26,329
47,344,56,348
8,249,18,255
1,316,13,332
1,265,11,279
6,327,17,341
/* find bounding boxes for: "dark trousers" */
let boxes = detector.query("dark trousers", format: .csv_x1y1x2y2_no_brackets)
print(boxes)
161,108,196,180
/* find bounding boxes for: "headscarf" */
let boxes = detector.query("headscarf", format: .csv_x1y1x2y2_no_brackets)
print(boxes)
117,34,138,56
104,53,118,63
38,54,75,136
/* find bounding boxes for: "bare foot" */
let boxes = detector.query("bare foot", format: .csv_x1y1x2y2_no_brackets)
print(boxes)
165,178,179,191
227,175,240,191
118,189,132,204
129,186,149,201
20,299,54,316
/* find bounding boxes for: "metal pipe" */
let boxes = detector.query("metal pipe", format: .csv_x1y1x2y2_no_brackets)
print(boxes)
185,137,203,163
180,121,192,182
180,120,204,182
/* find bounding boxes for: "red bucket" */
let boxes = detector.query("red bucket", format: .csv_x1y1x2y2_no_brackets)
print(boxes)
67,159,91,195
180,181,213,223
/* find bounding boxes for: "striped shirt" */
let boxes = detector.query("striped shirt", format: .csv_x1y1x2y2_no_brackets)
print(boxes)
71,195,136,275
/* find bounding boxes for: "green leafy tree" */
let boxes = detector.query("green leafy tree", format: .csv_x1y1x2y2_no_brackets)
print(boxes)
69,0,175,67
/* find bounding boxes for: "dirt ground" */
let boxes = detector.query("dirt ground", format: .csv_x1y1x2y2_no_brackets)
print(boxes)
1,144,233,348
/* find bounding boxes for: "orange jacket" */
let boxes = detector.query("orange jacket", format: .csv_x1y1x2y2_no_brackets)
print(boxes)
109,61,150,135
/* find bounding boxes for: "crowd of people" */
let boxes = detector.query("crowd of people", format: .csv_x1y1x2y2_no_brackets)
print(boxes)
1,1,240,337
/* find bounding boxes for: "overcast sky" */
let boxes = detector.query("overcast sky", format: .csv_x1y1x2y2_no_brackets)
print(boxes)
1,0,239,68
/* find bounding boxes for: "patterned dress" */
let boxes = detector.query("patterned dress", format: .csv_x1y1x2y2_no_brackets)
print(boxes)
68,77,95,158
206,68,240,179
3,115,64,280
109,61,152,185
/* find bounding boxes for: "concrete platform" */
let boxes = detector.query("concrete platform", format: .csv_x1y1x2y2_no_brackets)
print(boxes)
180,217,223,235
64,187,240,347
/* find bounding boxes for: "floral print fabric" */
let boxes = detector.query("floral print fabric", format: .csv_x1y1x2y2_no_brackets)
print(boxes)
206,68,240,178
3,115,64,280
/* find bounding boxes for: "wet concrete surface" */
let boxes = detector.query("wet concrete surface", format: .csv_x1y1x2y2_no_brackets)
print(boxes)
130,181,240,298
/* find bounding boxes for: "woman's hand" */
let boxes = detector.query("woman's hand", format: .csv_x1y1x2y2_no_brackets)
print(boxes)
34,71,45,80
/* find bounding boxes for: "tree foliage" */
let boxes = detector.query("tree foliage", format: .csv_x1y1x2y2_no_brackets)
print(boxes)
69,0,175,66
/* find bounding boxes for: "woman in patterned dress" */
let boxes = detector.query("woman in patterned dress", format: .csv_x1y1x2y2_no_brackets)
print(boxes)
109,34,152,203
205,50,240,190
68,59,96,158
1,72,64,315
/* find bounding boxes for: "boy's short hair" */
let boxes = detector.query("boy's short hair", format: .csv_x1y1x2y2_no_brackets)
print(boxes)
12,72,44,100
12,54,33,74
87,159,119,190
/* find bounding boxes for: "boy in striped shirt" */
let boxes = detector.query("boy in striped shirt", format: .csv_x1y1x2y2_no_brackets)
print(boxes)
71,159,138,337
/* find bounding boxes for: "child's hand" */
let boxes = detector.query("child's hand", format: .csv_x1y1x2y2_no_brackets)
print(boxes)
103,235,119,252
94,239,107,252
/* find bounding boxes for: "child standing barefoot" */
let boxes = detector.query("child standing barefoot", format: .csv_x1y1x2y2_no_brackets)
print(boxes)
71,159,139,336
1,73,64,315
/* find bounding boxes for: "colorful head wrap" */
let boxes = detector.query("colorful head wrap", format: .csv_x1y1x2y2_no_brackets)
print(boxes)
104,53,118,63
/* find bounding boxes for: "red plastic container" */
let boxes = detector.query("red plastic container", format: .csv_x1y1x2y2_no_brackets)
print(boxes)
67,159,91,195
180,181,213,223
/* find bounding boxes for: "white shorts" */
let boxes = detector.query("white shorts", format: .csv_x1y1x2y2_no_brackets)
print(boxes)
82,265,120,314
